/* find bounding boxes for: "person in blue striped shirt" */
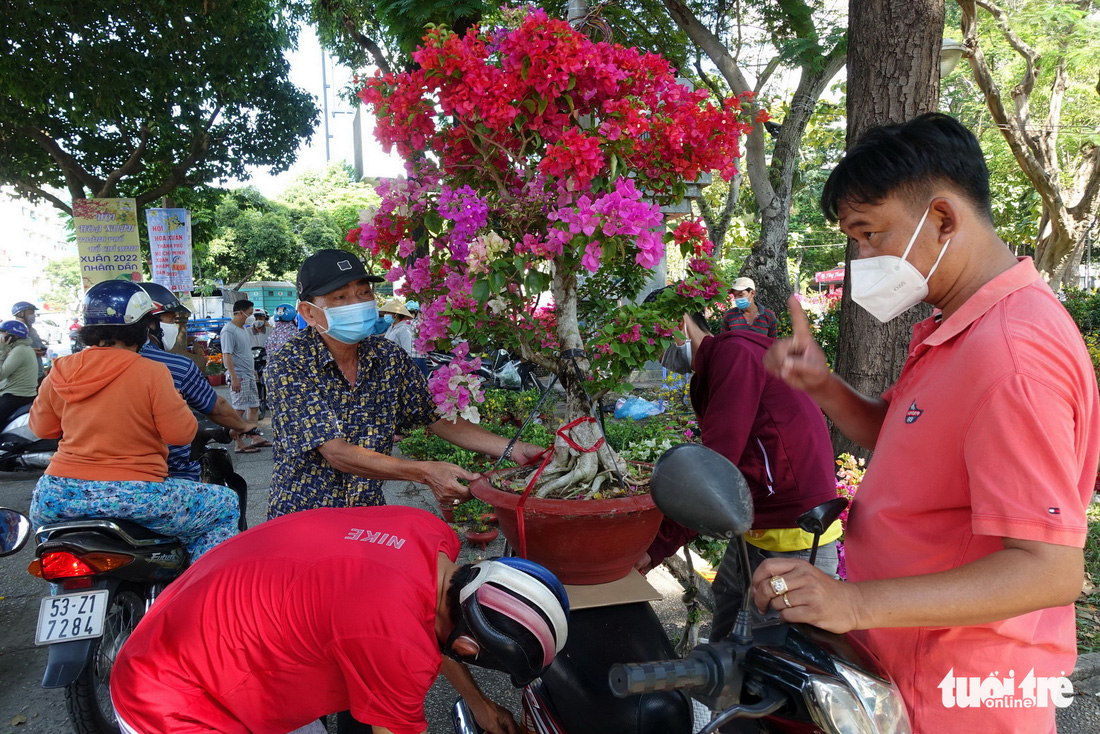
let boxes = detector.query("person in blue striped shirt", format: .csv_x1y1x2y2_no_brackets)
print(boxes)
136,283,257,481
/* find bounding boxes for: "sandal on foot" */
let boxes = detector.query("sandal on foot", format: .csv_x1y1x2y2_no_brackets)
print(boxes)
249,438,273,448
235,445,261,454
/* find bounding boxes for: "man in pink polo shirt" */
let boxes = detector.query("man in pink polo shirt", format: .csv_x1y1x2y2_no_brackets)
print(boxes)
755,113,1098,733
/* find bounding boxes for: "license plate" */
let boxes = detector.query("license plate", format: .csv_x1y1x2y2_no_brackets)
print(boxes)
34,590,109,646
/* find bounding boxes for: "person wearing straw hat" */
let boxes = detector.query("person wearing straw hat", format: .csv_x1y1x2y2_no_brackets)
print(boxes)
379,300,416,358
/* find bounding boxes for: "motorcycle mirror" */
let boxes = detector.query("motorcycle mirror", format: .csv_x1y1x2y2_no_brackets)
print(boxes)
651,444,753,539
0,508,31,557
797,497,849,536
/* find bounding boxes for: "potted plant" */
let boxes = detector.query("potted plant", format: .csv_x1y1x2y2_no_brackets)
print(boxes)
464,517,500,550
204,354,226,386
354,9,753,582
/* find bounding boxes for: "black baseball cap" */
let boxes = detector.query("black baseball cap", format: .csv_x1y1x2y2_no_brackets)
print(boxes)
296,249,383,300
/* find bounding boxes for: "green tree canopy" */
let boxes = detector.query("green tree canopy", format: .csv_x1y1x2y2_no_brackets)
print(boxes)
204,189,303,286
0,0,320,214
42,256,82,313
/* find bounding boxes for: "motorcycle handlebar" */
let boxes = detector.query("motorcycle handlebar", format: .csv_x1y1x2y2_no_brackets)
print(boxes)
609,651,714,697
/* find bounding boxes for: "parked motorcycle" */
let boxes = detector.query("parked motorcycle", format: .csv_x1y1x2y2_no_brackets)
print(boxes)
251,345,268,421
0,403,58,471
191,414,251,532
429,348,547,393
23,423,249,734
453,443,911,734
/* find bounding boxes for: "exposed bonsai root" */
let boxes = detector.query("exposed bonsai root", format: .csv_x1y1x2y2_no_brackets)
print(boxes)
535,450,598,498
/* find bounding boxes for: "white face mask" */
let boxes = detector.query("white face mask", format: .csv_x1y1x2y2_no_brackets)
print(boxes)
849,206,950,323
244,315,256,327
160,322,179,349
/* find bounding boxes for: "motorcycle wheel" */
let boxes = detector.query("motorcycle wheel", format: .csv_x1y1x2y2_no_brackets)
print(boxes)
64,589,144,734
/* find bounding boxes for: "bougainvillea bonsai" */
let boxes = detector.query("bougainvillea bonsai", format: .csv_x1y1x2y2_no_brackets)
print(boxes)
352,7,757,498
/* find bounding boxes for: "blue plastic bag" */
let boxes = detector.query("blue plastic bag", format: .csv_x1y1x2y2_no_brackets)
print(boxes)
614,396,663,420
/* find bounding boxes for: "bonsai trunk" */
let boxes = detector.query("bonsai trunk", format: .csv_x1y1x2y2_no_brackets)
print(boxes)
532,263,630,498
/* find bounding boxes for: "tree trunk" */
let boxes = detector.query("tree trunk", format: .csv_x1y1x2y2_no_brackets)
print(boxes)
533,261,629,498
832,0,945,459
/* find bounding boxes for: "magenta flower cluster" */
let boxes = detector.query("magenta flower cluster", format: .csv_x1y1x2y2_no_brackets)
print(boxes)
426,341,486,423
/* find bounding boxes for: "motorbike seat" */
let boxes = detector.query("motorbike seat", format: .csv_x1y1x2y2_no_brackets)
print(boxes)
39,518,180,547
531,602,694,734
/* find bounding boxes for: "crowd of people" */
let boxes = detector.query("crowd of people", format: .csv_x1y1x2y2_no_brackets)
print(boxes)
8,113,1097,733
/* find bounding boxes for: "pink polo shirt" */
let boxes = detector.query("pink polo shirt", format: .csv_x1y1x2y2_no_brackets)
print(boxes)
845,258,1099,733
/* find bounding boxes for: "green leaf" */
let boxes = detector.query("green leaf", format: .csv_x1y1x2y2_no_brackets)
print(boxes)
525,269,549,293
424,210,444,236
471,279,491,303
488,270,506,294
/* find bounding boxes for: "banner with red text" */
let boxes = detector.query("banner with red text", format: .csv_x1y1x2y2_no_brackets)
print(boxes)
146,208,194,292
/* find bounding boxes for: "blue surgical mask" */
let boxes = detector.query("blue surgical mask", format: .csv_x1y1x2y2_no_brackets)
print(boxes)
313,301,378,344
735,297,750,310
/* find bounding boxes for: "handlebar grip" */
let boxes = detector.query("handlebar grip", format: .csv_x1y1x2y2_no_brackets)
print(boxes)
609,652,713,697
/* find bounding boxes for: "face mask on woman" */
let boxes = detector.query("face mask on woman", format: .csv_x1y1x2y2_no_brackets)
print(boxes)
309,301,379,344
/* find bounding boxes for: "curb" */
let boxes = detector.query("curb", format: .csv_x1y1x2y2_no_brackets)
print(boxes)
1073,652,1100,695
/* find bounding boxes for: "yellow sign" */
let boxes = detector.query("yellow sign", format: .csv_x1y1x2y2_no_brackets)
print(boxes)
74,198,142,291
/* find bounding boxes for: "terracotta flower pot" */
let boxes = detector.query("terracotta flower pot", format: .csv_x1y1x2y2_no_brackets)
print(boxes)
480,512,498,526
206,374,225,386
465,527,499,549
438,503,456,523
471,473,662,585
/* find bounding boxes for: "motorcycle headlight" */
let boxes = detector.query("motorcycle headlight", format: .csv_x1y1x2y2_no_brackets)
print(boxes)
806,660,911,734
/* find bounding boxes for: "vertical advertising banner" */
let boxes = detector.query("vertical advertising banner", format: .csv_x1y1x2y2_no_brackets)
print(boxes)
146,208,194,291
74,198,142,290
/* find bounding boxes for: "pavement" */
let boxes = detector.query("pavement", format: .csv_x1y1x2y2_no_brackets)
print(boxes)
2,384,1100,732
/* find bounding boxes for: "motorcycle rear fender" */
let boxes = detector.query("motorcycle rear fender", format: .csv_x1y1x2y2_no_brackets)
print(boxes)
42,638,96,689
39,576,122,689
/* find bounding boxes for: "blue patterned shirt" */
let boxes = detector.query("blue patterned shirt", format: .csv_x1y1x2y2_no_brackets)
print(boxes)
139,342,217,481
266,329,438,518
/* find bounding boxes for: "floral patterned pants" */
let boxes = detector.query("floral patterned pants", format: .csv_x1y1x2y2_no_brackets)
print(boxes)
31,475,239,560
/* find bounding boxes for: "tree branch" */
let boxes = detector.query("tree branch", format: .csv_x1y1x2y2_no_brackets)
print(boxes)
342,15,392,77
134,105,223,208
18,125,104,193
98,123,150,198
975,0,1040,108
959,0,1069,227
13,181,73,215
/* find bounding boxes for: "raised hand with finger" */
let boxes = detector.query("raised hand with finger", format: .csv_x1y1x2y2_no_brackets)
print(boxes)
762,295,831,393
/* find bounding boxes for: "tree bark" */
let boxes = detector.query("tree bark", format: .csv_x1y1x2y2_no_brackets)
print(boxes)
832,0,945,459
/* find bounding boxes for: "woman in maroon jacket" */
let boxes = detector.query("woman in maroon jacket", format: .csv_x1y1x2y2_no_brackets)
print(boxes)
641,313,840,641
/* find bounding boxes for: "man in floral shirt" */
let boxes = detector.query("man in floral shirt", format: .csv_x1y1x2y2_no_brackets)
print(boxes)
266,249,544,519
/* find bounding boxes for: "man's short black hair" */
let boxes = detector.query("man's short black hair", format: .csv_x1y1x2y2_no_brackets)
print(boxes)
820,113,993,224
447,563,478,628
80,318,151,348
233,299,254,313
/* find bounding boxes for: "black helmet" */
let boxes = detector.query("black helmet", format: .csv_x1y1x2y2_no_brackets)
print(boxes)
136,282,191,316
450,557,570,686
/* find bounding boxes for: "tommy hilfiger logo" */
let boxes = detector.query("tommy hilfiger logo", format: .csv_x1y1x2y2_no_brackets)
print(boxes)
905,402,924,424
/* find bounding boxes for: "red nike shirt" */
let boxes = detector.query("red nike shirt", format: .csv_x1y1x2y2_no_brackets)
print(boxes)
112,507,460,733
